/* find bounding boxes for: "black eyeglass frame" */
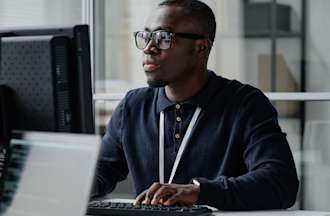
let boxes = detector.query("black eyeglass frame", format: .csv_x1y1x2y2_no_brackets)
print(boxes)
133,30,211,50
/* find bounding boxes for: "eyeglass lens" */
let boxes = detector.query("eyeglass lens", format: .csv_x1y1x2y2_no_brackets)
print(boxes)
135,31,172,50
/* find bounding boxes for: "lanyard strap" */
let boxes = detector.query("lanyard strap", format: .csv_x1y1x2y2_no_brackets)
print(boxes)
159,107,202,184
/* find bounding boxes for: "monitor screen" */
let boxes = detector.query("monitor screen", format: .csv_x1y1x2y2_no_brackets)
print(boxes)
0,25,94,135
0,131,101,216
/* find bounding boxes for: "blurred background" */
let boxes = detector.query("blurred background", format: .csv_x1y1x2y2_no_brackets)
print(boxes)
1,0,330,210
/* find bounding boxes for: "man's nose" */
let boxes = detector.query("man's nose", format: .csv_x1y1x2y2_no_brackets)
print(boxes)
143,39,159,55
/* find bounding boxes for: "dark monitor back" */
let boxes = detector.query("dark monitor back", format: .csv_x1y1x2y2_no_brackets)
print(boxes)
0,85,15,142
0,35,72,132
0,25,94,134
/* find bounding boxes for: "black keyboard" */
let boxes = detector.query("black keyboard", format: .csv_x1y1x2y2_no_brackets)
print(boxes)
86,200,213,216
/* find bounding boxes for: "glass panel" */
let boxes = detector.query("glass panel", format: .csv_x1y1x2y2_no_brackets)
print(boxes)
95,0,248,93
302,101,330,210
96,0,330,94
95,0,160,94
0,0,83,27
305,0,330,92
276,101,330,211
303,120,330,210
244,39,272,88
94,0,330,210
94,100,120,136
275,38,302,92
244,0,303,92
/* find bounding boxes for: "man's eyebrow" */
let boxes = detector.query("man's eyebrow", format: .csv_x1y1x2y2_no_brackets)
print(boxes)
143,26,173,32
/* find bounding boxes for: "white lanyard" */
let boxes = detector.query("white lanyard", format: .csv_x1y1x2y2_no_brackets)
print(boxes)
159,107,202,184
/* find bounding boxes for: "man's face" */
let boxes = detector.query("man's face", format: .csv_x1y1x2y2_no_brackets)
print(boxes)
141,6,204,87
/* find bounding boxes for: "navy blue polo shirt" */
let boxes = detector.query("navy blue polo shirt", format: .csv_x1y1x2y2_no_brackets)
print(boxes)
93,71,299,210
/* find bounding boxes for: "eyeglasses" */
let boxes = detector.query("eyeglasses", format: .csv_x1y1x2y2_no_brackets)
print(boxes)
133,30,207,50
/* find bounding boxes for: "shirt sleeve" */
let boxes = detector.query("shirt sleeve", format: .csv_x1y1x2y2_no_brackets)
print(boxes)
194,90,299,210
91,98,129,198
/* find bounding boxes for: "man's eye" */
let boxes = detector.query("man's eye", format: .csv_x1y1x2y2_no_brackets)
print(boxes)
140,32,149,38
143,37,149,42
160,33,171,40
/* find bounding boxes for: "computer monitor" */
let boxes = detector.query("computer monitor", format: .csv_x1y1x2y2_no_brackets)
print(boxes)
0,131,101,216
0,25,94,137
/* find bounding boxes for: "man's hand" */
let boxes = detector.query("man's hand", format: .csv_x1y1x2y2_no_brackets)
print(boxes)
134,183,200,206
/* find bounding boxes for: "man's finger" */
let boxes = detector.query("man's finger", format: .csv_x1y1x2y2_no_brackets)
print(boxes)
151,185,175,205
134,190,147,205
163,193,181,206
142,182,162,205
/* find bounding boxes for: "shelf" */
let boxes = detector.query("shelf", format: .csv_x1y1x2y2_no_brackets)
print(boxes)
244,31,302,38
216,32,302,39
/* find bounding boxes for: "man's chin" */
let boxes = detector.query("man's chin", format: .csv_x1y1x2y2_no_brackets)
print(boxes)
147,80,169,88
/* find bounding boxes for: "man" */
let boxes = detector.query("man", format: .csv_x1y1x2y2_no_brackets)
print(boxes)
92,0,299,210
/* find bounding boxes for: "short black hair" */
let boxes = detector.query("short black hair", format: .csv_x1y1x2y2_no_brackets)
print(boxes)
158,0,216,42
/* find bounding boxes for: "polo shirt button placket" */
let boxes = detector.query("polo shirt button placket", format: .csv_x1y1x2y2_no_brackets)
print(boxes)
174,104,182,152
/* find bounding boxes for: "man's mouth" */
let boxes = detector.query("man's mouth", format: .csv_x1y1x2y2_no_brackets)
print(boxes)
143,63,160,72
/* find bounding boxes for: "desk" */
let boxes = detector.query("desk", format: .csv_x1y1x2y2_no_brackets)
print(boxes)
108,199,330,216
216,210,330,216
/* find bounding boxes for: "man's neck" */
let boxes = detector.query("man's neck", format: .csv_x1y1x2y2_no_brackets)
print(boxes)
165,71,208,103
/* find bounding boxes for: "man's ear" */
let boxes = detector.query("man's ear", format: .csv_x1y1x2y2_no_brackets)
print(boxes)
196,40,209,54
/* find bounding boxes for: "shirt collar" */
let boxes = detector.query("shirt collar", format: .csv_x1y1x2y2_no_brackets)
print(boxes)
156,88,175,113
156,70,219,113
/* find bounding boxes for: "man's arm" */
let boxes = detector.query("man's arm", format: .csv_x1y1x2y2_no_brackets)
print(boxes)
194,90,299,210
91,99,129,198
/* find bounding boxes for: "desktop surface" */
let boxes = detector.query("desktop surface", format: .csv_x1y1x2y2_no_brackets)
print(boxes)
87,199,330,216
218,210,330,216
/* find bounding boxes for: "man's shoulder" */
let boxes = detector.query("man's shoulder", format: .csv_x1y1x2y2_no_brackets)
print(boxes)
212,75,274,116
224,78,272,110
213,73,262,99
123,87,157,105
